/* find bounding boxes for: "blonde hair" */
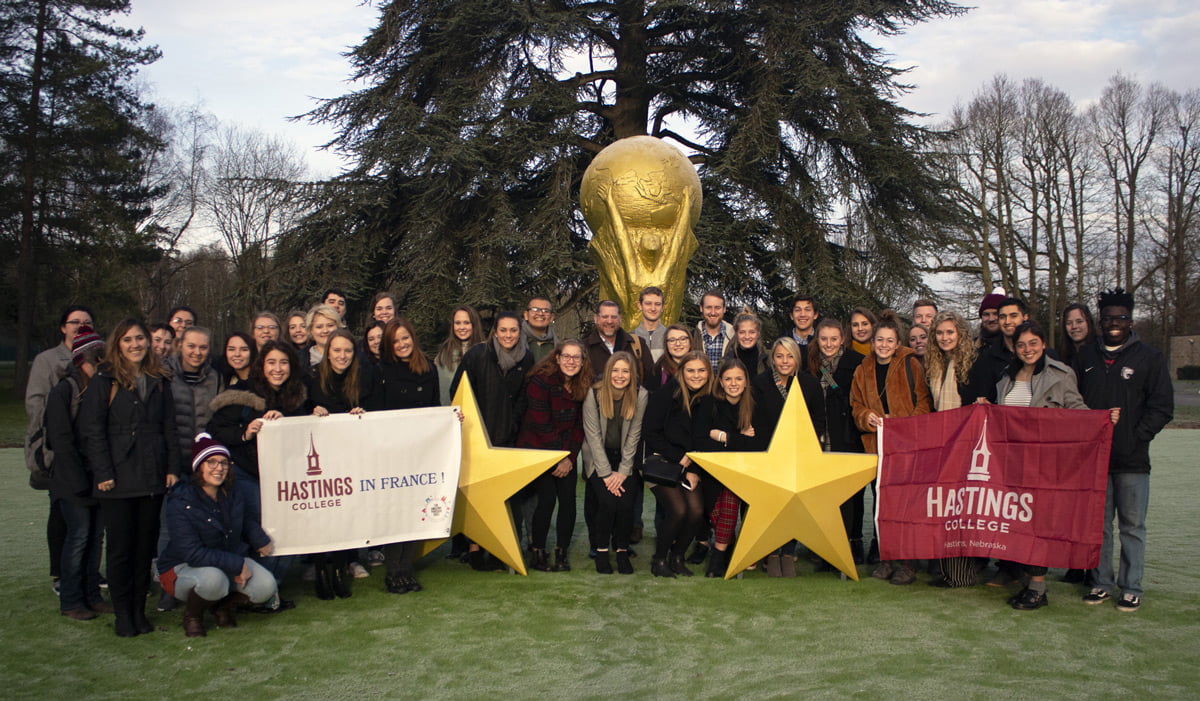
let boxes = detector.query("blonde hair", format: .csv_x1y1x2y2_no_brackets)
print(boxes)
596,351,639,421
925,311,976,387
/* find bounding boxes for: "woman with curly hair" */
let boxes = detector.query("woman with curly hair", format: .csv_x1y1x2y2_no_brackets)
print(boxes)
924,310,989,587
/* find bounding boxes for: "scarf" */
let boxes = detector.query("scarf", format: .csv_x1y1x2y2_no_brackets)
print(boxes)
493,335,527,372
934,358,961,412
771,369,790,399
819,348,843,391
851,339,872,357
521,319,557,345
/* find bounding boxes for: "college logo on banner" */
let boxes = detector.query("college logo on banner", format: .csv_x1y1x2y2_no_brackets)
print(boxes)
257,407,462,556
876,404,1112,569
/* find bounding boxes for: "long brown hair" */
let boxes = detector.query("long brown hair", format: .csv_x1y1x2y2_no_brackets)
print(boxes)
250,341,307,413
103,319,169,389
595,351,639,421
383,317,432,375
529,339,592,402
673,351,713,416
714,358,754,432
434,305,484,369
805,318,845,376
317,329,364,407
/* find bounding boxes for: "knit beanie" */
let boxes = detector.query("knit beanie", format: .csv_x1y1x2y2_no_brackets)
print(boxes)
978,288,1006,315
71,325,104,367
191,432,231,472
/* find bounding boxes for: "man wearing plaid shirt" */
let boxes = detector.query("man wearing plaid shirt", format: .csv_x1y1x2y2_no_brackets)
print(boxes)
695,290,732,370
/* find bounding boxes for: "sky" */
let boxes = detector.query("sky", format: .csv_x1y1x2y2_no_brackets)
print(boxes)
125,0,1200,178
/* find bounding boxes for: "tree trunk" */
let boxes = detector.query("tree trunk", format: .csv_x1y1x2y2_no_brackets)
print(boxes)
14,0,49,400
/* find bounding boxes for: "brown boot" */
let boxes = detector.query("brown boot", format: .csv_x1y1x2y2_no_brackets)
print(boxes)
212,593,250,629
183,591,210,637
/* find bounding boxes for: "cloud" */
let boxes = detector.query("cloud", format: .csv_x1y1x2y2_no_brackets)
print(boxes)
873,0,1197,122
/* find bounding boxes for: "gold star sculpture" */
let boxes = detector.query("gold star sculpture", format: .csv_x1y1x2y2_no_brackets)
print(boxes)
687,379,877,580
417,374,566,575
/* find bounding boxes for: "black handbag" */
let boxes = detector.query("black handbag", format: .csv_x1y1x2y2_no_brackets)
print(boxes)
641,453,684,487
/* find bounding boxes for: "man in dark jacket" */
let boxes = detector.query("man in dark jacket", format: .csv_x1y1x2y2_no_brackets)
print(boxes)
1073,288,1173,612
584,300,654,389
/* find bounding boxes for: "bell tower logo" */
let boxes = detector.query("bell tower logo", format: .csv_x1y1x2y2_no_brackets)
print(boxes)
967,417,991,482
306,434,322,476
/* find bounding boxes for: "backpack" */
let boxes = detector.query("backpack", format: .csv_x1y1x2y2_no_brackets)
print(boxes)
28,376,82,479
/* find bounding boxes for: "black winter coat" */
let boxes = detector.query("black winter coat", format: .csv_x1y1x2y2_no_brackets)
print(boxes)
45,375,93,503
373,360,438,411
809,350,864,453
751,371,827,448
450,341,532,447
1073,335,1174,473
206,385,311,481
311,364,376,414
79,370,181,499
693,395,765,452
642,378,697,466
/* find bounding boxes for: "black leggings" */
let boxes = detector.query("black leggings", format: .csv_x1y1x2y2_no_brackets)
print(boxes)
840,486,866,541
588,473,635,551
531,468,576,550
651,483,703,559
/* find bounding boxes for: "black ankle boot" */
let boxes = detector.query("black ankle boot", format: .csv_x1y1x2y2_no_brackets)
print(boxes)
595,550,613,574
332,565,353,598
315,562,335,600
551,547,571,572
114,604,137,638
615,550,634,575
528,547,550,572
132,606,153,635
669,553,694,577
687,541,710,565
651,557,675,578
706,549,728,578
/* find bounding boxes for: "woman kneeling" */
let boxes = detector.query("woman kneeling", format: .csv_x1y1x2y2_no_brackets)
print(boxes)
157,434,276,637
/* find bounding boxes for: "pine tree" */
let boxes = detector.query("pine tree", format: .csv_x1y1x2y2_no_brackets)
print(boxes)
293,0,964,336
1,0,161,395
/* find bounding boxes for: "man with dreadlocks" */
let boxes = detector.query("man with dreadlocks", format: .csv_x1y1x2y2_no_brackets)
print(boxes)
1072,288,1173,612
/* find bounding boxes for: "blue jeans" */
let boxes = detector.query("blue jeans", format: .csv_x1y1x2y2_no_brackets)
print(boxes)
59,499,103,611
234,464,294,584
172,558,276,603
1091,472,1150,597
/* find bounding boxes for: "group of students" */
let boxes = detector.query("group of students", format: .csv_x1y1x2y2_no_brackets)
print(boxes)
24,282,1173,639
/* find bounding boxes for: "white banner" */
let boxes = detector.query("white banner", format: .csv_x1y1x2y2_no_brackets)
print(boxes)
256,407,461,556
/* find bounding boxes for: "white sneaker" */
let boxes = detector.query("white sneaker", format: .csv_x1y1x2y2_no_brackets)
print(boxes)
349,561,370,579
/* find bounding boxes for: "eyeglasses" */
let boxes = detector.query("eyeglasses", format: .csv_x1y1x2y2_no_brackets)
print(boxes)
527,307,553,314
1100,315,1131,323
64,319,90,326
666,336,690,344
559,354,583,362
203,458,231,468
254,325,279,331
172,317,195,326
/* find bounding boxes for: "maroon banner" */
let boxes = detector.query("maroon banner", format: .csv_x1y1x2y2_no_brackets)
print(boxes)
876,404,1112,569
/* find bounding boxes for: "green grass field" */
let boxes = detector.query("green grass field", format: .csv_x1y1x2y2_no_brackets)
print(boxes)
2,432,1198,699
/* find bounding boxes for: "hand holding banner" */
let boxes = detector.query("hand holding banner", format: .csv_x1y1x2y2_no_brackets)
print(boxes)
257,407,462,556
877,404,1112,568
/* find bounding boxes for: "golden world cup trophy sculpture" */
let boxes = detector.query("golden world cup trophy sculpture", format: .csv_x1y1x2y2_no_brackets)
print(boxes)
581,135,702,329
